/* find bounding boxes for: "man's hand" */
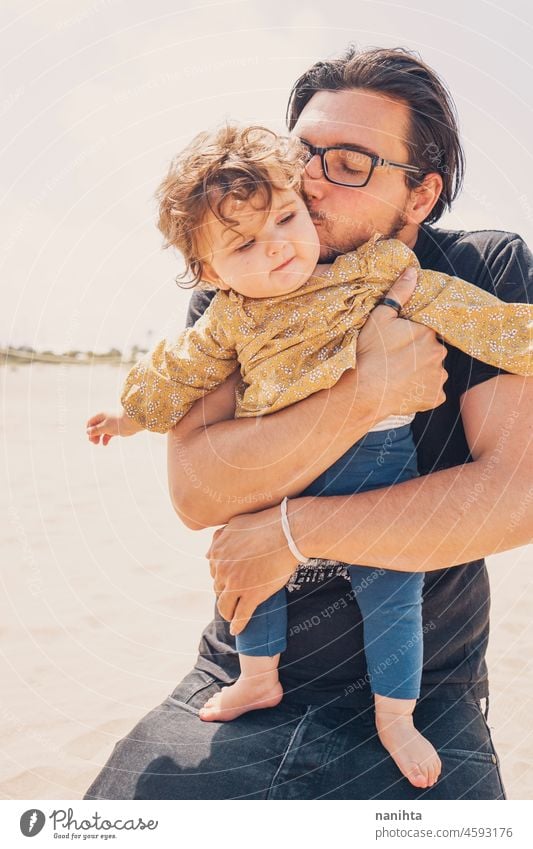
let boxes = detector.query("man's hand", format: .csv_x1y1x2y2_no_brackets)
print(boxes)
207,504,298,635
86,409,143,445
356,267,448,419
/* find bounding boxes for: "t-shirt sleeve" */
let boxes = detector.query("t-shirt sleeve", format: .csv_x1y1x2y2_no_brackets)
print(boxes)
185,287,218,329
448,233,533,400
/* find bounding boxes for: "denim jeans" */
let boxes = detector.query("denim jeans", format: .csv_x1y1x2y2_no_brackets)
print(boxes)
84,668,506,800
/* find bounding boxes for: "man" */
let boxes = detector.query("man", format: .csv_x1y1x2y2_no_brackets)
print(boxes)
85,47,532,800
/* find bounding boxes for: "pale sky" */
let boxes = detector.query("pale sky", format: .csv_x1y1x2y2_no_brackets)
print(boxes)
1,0,532,352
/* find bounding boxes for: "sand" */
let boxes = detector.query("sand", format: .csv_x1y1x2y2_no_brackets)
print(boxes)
0,363,531,799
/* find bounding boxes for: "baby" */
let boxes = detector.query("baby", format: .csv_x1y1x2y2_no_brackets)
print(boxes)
86,124,532,790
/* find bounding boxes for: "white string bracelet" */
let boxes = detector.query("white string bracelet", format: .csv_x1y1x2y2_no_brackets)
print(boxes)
280,496,311,564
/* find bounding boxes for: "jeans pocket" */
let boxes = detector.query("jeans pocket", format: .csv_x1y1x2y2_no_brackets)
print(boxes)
436,747,506,799
168,669,222,715
439,748,498,766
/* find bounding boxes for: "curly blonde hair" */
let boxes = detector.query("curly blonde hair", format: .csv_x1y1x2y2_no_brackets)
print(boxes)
156,124,307,288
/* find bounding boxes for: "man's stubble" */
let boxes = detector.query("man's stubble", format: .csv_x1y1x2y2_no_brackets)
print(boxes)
308,200,410,264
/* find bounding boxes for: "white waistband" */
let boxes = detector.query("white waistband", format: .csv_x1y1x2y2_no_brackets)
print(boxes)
368,414,414,433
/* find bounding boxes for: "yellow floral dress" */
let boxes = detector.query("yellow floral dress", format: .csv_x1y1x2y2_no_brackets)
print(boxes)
121,237,533,433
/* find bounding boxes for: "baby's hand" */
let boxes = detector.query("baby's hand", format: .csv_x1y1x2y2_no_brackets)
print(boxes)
86,410,143,445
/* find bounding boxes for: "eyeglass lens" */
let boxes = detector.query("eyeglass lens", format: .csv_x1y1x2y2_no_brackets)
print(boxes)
324,149,373,186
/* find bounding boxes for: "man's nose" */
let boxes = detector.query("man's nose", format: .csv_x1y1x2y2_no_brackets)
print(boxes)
304,152,325,180
303,154,326,198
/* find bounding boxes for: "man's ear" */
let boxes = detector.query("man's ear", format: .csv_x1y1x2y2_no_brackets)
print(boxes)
201,263,229,289
407,172,443,225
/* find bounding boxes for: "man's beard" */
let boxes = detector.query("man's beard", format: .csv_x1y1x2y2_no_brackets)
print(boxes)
316,209,409,263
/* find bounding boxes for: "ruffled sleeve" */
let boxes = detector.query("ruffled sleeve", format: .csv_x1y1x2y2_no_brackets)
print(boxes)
121,293,239,433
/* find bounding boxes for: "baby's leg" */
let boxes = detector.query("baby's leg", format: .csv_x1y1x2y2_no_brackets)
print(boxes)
199,654,283,722
373,693,441,789
350,566,442,788
200,589,286,722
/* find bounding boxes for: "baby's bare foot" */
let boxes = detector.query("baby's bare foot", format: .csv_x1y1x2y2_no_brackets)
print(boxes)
376,709,442,788
199,675,283,722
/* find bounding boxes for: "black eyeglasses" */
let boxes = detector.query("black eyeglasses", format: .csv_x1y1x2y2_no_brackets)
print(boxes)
300,140,422,188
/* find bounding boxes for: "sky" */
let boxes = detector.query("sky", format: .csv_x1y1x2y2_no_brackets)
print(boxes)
1,0,532,353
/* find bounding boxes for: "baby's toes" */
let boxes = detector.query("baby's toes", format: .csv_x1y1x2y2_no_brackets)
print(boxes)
199,704,217,721
408,764,429,788
430,756,442,785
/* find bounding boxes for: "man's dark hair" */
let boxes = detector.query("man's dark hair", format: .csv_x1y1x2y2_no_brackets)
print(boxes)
286,46,465,224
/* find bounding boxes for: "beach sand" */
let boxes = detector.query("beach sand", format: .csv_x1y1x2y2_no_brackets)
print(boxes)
1,364,531,799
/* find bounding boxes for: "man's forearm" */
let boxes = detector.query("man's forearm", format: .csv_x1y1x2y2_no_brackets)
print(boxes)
170,372,382,528
291,459,532,571
292,376,533,570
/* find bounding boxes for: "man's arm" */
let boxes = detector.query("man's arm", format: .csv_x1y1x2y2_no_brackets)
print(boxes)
169,271,447,529
291,373,533,570
209,373,533,632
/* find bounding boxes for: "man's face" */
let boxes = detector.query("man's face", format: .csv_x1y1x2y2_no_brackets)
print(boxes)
292,89,418,261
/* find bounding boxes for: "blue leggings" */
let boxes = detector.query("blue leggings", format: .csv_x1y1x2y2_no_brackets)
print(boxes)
235,425,424,700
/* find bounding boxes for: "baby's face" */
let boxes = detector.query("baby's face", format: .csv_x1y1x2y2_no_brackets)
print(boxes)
201,188,321,298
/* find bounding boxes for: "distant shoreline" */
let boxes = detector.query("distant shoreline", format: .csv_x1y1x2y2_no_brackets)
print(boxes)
1,347,146,366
